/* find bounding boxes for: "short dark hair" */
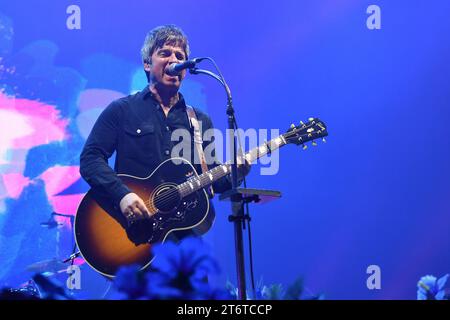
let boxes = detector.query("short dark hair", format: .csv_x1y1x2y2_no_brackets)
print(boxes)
141,24,190,64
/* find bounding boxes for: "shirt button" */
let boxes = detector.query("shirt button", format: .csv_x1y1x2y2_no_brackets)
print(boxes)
165,150,170,156
136,129,141,134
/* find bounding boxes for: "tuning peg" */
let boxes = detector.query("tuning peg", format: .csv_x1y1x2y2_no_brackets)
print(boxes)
300,121,304,126
290,123,295,129
308,117,314,121
322,138,326,143
302,144,307,150
312,141,317,146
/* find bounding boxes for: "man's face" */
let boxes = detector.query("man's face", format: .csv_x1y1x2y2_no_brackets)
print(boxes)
144,44,187,90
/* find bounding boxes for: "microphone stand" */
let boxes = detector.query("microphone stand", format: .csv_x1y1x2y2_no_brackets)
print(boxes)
191,63,281,300
190,67,245,298
190,66,251,300
50,212,80,265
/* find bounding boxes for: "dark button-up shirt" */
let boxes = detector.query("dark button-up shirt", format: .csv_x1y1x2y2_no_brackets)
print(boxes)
80,86,231,206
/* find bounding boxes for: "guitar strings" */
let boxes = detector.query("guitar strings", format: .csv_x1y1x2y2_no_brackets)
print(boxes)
152,189,179,208
142,183,196,211
140,145,276,211
149,165,225,206
140,155,258,211
142,170,220,211
138,129,319,212
139,152,270,212
144,177,207,209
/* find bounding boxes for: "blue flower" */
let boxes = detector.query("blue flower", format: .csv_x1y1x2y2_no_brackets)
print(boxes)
112,237,227,300
146,237,222,299
113,264,147,299
417,274,449,300
152,237,220,277
146,269,185,299
113,237,323,301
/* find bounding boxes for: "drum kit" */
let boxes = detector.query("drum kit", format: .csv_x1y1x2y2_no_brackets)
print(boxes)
5,212,112,300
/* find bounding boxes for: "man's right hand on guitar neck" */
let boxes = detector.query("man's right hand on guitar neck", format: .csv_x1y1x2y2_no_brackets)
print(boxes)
119,193,150,224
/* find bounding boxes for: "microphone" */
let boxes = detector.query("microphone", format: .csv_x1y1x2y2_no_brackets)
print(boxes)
165,58,203,76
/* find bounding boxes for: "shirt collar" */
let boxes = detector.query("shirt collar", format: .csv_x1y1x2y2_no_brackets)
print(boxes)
141,85,152,100
141,85,186,110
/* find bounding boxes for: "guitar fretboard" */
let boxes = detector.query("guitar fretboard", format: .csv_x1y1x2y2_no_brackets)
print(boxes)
178,135,287,197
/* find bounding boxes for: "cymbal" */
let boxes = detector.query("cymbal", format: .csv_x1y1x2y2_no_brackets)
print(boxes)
25,258,67,273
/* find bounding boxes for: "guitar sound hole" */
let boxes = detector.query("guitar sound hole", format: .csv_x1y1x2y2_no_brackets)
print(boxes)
152,183,181,212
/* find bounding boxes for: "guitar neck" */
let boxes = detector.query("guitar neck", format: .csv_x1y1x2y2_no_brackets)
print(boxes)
178,134,287,197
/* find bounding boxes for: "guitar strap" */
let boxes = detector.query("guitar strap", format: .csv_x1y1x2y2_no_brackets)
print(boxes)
186,105,215,198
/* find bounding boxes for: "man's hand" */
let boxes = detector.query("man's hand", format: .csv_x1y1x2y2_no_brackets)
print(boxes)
119,193,149,224
237,157,251,178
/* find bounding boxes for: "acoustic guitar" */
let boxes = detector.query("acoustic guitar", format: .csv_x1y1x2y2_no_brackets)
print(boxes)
74,118,327,277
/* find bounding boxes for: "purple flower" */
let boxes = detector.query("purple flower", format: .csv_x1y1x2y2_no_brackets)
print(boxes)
417,274,449,300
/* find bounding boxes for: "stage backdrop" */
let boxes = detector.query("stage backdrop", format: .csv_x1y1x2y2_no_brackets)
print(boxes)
0,0,449,299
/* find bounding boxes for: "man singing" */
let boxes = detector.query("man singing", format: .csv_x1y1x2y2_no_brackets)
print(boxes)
80,25,248,241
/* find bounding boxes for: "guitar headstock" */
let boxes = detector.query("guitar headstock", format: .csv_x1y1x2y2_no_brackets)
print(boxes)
282,118,328,148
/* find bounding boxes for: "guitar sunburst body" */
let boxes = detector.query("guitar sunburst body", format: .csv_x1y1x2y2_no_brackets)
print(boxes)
74,158,212,278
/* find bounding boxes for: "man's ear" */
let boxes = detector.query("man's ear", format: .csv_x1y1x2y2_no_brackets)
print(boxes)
143,61,151,72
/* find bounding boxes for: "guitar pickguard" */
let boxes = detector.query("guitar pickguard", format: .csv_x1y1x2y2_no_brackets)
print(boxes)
147,192,203,243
